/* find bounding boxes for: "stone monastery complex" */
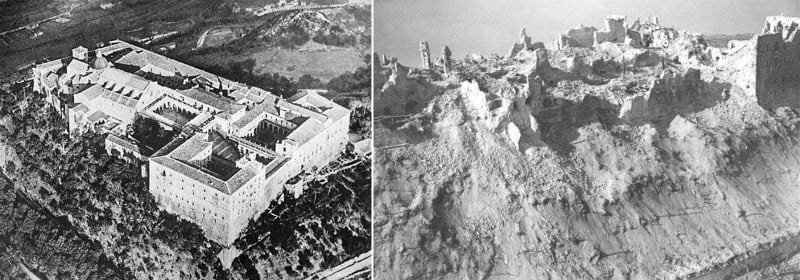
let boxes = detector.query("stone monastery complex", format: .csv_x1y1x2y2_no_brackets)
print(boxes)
31,40,351,246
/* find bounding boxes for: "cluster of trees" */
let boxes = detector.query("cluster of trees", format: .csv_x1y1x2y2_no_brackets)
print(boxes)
0,88,226,279
206,55,371,97
326,55,371,93
344,5,371,25
349,107,371,140
205,59,299,98
297,74,324,89
0,177,125,279
231,152,371,279
129,116,175,153
268,21,312,49
313,25,358,47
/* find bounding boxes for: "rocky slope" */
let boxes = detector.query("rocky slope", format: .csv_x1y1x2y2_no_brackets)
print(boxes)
374,24,800,279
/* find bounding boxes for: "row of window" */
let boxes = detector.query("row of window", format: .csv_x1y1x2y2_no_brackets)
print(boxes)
153,180,227,224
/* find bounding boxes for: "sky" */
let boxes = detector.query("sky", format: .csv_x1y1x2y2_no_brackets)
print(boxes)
375,0,800,65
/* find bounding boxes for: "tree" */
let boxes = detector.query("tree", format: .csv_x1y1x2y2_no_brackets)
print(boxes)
130,116,174,152
297,74,323,89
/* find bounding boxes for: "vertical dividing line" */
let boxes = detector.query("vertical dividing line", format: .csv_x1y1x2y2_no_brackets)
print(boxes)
369,1,376,279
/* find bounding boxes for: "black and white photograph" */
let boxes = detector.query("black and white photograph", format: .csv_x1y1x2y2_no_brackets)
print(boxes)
0,0,371,279
373,0,800,279
6,0,800,279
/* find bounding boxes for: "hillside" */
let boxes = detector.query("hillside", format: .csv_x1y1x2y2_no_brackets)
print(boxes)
0,0,370,83
180,5,371,82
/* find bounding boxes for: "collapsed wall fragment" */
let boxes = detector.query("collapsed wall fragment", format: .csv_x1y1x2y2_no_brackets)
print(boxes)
755,16,800,109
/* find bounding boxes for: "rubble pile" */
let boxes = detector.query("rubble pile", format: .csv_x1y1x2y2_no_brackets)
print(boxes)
374,15,800,279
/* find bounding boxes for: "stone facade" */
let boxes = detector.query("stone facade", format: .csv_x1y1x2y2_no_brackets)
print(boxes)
419,41,432,69
506,28,534,58
755,16,800,109
442,46,452,76
555,15,653,49
557,26,597,48
594,15,627,45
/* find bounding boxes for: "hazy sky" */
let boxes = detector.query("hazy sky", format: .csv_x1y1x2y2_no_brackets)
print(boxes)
375,0,800,65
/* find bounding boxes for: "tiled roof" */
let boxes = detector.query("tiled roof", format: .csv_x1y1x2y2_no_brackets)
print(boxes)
74,84,104,103
106,134,140,152
176,87,244,114
99,87,138,108
285,118,324,145
44,73,58,89
286,91,349,123
169,133,212,162
354,138,371,154
71,103,90,115
86,110,108,123
66,60,89,77
99,68,150,92
231,101,279,130
210,132,242,162
225,162,259,193
231,87,271,104
108,41,241,88
277,99,327,122
36,59,64,73
75,82,140,110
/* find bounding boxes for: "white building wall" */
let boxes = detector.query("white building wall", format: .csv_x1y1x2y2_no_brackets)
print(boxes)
227,113,350,243
149,160,234,244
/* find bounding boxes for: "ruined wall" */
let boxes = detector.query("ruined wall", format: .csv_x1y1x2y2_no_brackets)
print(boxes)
557,26,597,48
594,17,627,45
755,33,800,109
506,29,534,59
420,41,433,69
646,69,702,120
650,28,680,48
626,30,644,47
556,16,629,48
618,68,720,124
763,16,800,38
442,46,452,76
525,74,544,112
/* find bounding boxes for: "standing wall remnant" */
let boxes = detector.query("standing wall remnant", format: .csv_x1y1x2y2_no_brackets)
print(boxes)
555,15,644,49
442,46,452,76
506,28,534,59
763,16,800,40
594,15,627,45
557,25,597,49
755,16,800,109
420,41,432,69
525,74,545,112
618,68,708,124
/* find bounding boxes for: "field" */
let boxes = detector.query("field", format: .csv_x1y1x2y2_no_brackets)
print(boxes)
200,27,242,48
184,45,365,82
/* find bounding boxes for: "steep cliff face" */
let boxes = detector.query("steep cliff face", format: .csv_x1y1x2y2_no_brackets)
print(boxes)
375,25,800,279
